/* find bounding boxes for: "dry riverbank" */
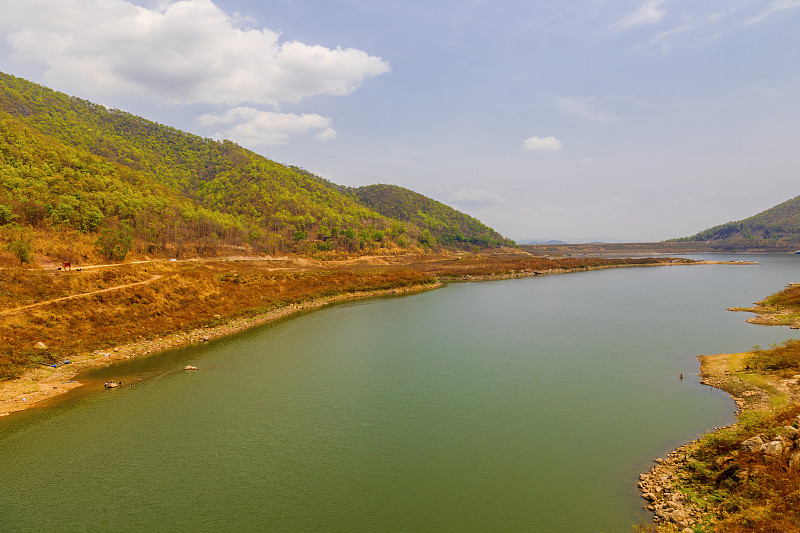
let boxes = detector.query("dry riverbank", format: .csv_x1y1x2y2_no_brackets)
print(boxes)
0,254,697,417
638,348,800,531
0,281,440,417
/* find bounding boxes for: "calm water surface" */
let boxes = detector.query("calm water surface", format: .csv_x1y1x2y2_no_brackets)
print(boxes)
1,254,798,532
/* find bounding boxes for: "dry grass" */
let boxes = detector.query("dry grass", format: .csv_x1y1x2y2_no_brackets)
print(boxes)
0,259,435,379
678,403,800,533
654,340,800,533
401,253,676,277
0,252,680,381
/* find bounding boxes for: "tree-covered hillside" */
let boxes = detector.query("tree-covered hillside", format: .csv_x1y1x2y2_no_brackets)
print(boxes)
673,195,800,250
0,71,512,262
350,184,514,249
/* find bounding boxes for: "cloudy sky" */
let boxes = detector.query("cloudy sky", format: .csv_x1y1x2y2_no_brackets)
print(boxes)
0,0,798,242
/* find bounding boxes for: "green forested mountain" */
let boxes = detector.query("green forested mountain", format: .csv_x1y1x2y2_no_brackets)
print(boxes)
0,71,510,261
350,184,514,248
674,195,800,250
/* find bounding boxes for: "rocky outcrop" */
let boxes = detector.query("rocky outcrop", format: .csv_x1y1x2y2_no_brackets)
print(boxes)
639,415,800,531
638,445,705,531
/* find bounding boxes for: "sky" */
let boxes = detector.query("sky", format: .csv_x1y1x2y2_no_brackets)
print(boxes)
0,0,798,242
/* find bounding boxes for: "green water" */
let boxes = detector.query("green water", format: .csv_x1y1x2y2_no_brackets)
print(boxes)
1,255,797,532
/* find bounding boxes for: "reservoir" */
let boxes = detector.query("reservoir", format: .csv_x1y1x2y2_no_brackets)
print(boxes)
0,254,797,532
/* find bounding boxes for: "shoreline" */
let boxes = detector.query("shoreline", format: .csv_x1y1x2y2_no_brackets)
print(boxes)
636,353,756,530
637,350,800,530
0,259,742,418
0,281,441,417
0,258,701,418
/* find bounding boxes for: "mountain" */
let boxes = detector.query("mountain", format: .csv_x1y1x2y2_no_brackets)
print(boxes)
518,239,568,245
348,184,514,249
0,71,510,262
673,195,800,250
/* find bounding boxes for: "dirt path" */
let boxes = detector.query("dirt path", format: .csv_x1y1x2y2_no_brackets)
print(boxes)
0,275,164,316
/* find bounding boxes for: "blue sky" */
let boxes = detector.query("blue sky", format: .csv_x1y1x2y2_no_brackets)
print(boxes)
1,1,798,242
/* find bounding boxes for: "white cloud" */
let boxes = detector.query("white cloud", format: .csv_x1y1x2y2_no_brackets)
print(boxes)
198,107,336,146
746,0,800,25
523,136,563,152
0,0,390,107
607,0,668,34
314,128,338,142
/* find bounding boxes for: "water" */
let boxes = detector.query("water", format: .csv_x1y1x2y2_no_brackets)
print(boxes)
1,254,797,532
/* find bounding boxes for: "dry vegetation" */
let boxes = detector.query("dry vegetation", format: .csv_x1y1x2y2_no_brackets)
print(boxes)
1,252,679,382
661,403,800,533
398,253,680,278
728,282,800,328
0,258,437,380
639,298,800,532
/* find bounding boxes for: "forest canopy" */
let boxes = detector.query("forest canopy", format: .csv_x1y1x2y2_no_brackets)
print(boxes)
0,71,514,262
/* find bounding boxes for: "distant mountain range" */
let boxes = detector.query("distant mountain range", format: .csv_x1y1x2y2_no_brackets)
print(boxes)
0,71,513,262
518,239,569,245
518,237,627,245
673,195,800,250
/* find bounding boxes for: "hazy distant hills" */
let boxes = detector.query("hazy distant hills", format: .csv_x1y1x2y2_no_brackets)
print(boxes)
674,195,800,250
0,71,510,261
518,239,569,245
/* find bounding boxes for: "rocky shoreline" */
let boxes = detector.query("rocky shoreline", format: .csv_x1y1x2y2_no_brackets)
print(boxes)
637,349,800,531
638,443,704,531
636,351,757,531
635,353,748,532
638,416,800,532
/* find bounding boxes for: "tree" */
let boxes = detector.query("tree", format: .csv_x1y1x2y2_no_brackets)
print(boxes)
7,235,33,263
95,221,134,261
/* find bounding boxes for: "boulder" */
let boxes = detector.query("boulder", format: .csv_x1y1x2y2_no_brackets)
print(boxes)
34,341,47,350
667,509,689,525
184,365,198,371
741,435,765,452
762,439,786,457
781,425,800,440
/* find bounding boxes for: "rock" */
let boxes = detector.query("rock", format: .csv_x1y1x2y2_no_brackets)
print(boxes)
643,492,657,501
741,435,765,452
793,415,800,429
762,439,786,457
666,509,689,524
714,455,736,467
782,425,800,440
34,342,47,350
184,365,198,370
